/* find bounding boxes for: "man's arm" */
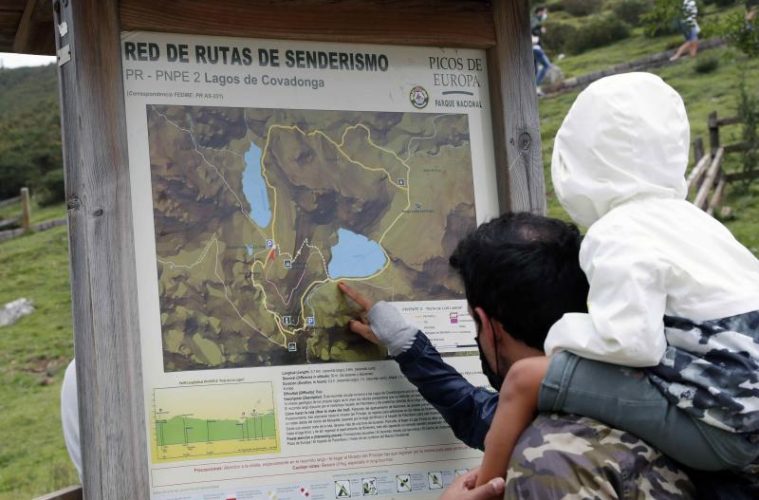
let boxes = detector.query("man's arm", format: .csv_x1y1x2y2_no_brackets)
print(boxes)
339,282,496,450
395,332,497,450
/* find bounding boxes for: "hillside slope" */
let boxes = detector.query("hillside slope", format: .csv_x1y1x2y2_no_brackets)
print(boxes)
538,6,759,255
0,64,62,200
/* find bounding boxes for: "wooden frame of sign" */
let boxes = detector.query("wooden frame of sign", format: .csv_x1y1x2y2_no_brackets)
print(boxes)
54,0,544,496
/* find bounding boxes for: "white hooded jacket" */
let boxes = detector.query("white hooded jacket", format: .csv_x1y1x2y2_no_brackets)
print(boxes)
545,73,759,369
544,73,759,433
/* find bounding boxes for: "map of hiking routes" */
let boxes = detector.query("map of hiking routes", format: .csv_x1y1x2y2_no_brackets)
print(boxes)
149,105,476,371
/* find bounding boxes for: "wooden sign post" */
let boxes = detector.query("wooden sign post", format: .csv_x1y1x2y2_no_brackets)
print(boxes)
53,1,545,497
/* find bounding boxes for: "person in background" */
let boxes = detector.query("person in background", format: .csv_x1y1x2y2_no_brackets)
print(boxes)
670,0,700,61
530,6,552,95
61,359,82,480
747,0,758,23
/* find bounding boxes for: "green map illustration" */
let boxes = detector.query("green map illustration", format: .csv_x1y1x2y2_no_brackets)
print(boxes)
148,105,476,371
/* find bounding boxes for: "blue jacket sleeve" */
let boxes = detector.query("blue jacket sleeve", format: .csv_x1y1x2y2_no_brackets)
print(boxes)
394,331,497,450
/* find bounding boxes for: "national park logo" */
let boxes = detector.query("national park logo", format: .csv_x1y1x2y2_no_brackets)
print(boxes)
409,85,429,109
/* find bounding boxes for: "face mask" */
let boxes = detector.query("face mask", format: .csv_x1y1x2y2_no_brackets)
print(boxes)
476,326,504,391
541,13,548,21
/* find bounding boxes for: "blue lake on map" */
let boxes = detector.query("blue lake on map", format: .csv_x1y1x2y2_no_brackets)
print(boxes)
242,142,272,227
328,228,387,279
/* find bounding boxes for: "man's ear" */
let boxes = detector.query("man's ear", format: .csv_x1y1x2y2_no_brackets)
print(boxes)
475,307,512,353
474,307,493,342
474,306,500,374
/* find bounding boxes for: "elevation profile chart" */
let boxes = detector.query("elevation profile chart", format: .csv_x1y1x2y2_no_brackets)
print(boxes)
151,382,279,463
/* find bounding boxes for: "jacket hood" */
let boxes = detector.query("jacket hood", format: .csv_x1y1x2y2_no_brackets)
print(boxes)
551,72,689,227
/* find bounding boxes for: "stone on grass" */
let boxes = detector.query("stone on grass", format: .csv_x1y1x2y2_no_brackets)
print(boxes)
0,298,34,327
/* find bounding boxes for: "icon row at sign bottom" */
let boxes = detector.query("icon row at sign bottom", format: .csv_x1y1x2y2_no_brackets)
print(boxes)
334,470,467,497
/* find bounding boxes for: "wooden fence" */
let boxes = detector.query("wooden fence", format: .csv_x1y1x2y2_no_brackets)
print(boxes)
688,111,756,215
0,218,68,243
0,187,31,231
0,187,67,242
0,195,21,208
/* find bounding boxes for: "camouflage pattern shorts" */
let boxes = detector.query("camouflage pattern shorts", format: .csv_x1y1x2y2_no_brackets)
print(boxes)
506,413,695,499
506,413,759,499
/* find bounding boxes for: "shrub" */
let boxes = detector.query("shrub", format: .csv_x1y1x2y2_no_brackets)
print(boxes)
567,16,631,54
562,0,602,17
541,21,578,55
613,0,652,26
693,56,720,73
645,21,681,38
641,0,687,38
37,168,65,206
737,79,759,185
703,0,736,6
544,1,566,13
716,11,759,58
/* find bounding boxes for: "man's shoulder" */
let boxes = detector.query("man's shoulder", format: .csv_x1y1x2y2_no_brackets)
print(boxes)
506,413,695,499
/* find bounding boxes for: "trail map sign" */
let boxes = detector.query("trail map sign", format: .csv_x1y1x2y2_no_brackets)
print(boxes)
123,32,499,498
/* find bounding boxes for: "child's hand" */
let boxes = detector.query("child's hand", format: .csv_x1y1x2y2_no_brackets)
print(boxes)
439,468,504,500
338,282,380,345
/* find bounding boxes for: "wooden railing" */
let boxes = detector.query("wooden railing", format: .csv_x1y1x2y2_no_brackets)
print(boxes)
0,194,21,208
688,111,756,216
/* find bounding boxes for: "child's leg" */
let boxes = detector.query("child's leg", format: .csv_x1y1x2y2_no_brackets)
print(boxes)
476,356,549,487
540,352,757,471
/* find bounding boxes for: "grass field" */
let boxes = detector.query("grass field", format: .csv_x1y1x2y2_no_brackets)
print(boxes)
0,202,78,499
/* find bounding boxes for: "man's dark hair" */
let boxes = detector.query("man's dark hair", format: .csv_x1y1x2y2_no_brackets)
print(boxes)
534,5,547,15
449,212,588,350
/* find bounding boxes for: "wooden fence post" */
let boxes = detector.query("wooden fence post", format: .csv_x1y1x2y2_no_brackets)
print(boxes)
20,187,31,231
694,147,724,209
708,111,720,157
693,137,704,164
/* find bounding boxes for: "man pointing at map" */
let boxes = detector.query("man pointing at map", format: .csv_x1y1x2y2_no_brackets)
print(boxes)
338,213,585,498
338,212,700,499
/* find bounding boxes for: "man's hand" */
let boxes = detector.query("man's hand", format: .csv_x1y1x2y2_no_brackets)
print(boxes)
338,282,380,345
439,469,504,500
338,281,418,356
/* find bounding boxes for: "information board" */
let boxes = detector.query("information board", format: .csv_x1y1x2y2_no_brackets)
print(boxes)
121,31,499,499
